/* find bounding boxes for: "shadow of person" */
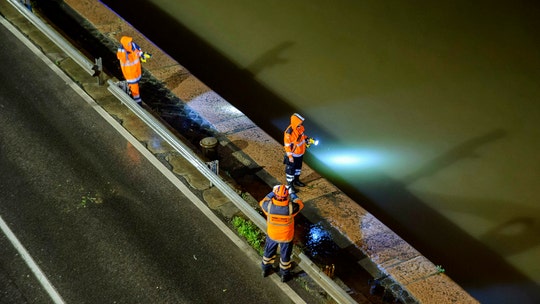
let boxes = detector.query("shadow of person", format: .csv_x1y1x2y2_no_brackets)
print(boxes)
245,41,295,76
402,128,507,185
480,217,540,256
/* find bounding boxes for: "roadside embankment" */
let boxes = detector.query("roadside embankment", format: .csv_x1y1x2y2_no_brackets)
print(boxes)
2,0,478,303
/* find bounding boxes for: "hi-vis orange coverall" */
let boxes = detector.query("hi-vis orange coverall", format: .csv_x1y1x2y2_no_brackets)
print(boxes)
117,36,143,103
284,113,309,190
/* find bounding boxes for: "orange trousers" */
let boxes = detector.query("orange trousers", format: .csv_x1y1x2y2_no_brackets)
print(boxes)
128,82,141,103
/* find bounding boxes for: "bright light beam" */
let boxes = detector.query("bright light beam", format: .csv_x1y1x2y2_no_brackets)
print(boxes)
330,155,361,165
313,147,383,170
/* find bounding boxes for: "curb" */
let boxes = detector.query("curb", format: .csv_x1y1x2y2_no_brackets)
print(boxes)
2,1,479,303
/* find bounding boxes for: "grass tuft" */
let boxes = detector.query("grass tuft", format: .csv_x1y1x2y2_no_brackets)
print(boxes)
232,216,265,256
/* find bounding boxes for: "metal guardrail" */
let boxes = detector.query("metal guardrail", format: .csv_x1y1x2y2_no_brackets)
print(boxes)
107,80,267,230
7,0,102,82
6,0,357,301
107,82,358,304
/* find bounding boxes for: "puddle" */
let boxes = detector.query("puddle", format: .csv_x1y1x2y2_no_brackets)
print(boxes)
297,222,340,266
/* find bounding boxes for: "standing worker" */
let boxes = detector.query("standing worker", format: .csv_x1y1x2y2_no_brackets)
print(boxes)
116,36,151,105
284,113,310,193
260,185,304,282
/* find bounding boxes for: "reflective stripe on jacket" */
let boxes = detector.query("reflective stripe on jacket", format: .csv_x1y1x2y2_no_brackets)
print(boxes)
260,193,304,242
117,36,142,84
284,113,307,157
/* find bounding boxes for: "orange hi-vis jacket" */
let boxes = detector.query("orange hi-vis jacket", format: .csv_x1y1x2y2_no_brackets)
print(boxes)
260,193,304,242
284,113,308,158
117,36,143,84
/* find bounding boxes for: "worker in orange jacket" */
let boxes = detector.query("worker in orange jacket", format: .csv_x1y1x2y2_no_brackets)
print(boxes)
284,113,309,193
116,36,150,104
260,184,304,282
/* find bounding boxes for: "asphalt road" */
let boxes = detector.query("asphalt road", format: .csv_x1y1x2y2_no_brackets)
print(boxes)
0,19,295,304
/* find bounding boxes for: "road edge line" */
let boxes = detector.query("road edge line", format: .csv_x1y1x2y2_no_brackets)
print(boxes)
0,214,65,304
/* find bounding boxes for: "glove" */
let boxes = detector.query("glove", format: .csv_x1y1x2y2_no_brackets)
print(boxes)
140,52,152,62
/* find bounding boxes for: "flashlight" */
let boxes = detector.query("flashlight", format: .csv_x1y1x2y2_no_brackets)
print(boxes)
141,52,152,62
307,137,319,147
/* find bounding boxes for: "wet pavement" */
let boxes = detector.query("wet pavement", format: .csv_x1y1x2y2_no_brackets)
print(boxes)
0,13,319,303
0,0,485,303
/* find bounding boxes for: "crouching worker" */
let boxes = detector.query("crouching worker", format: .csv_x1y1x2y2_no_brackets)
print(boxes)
260,184,304,282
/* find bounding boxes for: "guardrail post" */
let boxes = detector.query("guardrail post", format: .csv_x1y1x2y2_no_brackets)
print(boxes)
93,57,103,86
205,160,219,187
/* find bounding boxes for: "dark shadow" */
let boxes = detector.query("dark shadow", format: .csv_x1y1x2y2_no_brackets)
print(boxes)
97,0,301,137
481,217,540,256
245,41,295,75
402,129,507,184
309,164,540,303
162,68,191,91
38,1,540,302
229,139,249,151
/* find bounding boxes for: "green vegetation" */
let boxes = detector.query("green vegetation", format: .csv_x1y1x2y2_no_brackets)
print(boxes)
232,216,265,256
436,265,445,274
79,193,101,208
80,195,92,208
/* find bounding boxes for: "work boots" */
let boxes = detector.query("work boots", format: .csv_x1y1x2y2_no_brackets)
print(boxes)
262,266,278,278
262,268,271,278
293,176,306,187
280,272,292,283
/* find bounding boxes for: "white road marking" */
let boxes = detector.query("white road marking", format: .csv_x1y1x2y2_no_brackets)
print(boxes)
0,15,66,304
0,215,66,304
1,11,306,304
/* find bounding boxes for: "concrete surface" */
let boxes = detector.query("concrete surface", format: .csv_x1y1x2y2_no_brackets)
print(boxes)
1,0,479,303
